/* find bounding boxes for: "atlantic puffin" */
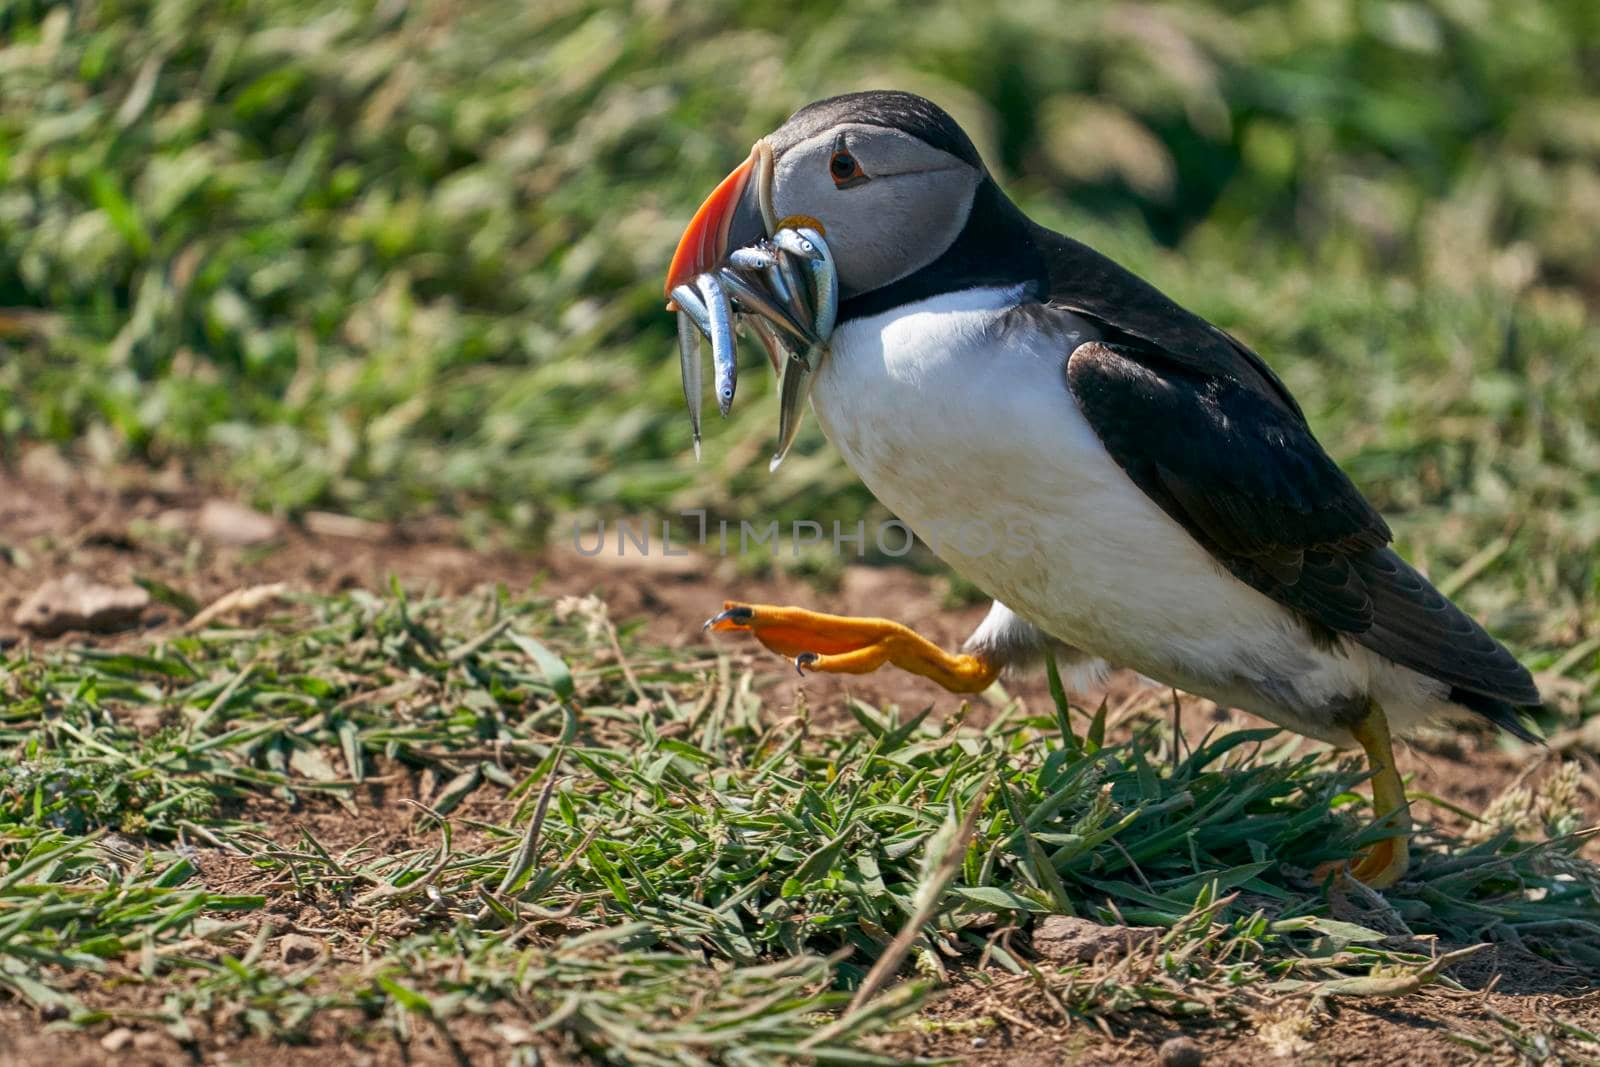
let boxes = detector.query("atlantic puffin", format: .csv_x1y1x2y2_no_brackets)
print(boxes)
664,90,1539,887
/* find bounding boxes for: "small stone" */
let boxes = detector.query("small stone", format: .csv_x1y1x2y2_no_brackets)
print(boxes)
123,704,168,733
494,1022,535,1045
1032,915,1157,964
101,1027,135,1052
1159,1036,1204,1067
15,574,150,636
279,933,325,966
133,1031,165,1050
197,500,279,546
18,445,75,487
304,511,390,542
153,508,193,533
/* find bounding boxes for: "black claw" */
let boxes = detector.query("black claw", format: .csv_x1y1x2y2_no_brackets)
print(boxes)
795,651,819,675
704,605,754,630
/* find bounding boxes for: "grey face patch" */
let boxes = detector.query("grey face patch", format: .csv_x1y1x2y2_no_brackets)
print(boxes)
766,123,980,298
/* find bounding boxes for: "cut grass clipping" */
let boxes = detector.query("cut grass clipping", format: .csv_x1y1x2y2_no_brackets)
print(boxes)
1,586,1596,1062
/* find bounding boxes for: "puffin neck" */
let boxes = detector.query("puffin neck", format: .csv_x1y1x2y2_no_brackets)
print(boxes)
837,177,1047,324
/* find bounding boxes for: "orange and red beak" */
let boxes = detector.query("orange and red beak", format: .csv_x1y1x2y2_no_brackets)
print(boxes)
665,141,774,304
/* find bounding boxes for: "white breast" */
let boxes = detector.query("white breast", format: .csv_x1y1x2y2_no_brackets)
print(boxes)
808,287,1449,742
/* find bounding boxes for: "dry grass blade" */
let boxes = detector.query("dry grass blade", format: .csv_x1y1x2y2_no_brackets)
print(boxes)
185,583,290,631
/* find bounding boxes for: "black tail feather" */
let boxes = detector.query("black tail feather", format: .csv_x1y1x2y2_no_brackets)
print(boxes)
1449,686,1542,744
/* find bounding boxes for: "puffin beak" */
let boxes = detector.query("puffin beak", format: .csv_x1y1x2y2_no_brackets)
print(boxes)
665,141,775,305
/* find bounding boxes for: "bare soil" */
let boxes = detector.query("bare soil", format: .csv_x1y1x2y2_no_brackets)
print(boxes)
0,458,1595,1066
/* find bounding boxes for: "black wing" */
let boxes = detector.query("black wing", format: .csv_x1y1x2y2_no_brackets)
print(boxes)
1036,227,1541,718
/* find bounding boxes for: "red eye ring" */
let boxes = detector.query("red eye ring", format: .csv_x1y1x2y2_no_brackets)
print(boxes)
829,150,866,186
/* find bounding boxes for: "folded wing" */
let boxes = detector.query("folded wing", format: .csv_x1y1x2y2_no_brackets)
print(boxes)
1037,229,1539,721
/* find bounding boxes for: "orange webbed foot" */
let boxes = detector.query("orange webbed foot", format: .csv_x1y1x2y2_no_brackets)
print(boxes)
706,601,1000,694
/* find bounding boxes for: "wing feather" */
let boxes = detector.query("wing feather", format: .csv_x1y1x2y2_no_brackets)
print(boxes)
1038,228,1540,717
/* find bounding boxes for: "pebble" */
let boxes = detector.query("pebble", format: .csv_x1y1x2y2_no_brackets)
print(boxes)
280,932,326,966
1032,914,1158,964
197,499,280,546
101,1027,135,1052
14,574,149,636
1158,1036,1204,1067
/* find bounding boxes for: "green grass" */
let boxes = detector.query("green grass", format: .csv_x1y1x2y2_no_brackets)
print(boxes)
1,0,1599,1058
0,587,1595,1061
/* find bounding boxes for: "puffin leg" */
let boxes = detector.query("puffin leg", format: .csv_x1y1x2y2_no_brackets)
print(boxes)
1346,702,1412,888
705,601,1000,694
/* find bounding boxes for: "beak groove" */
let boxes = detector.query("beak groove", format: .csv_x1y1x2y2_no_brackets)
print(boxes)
665,141,773,303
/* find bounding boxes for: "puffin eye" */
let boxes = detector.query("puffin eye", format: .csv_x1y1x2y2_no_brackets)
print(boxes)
828,149,867,188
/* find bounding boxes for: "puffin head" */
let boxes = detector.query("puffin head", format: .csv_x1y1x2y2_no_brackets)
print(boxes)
665,91,995,304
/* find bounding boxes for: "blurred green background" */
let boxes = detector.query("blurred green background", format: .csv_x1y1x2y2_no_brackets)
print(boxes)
1,0,1596,694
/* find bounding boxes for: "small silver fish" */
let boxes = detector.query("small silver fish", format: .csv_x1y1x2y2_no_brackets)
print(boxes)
742,313,788,375
770,350,815,472
776,226,838,339
728,246,779,272
734,244,807,333
672,281,711,334
695,273,737,417
772,242,814,333
717,266,815,346
670,229,838,470
674,307,703,460
765,227,839,471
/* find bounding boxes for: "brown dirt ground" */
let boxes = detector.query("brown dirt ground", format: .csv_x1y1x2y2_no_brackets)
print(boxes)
0,459,1596,1066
